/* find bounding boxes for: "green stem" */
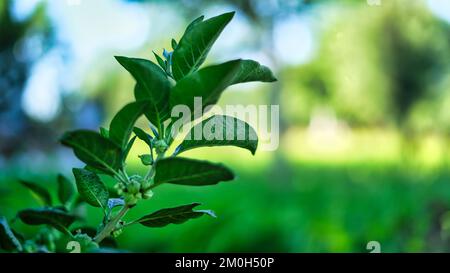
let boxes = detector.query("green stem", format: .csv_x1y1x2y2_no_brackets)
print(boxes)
94,206,130,244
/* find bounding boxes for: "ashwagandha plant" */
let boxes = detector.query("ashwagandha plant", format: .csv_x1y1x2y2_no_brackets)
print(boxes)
0,12,276,253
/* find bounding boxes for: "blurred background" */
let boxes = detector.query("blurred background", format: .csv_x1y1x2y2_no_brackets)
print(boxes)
1,0,450,252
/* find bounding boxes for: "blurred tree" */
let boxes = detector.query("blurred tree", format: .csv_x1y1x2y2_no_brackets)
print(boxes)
0,0,55,157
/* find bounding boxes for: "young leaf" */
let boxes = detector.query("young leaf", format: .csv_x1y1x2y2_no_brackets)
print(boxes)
133,127,153,147
172,12,235,81
57,175,75,205
230,60,277,85
73,168,109,208
153,51,167,71
170,60,241,120
115,57,171,131
137,203,215,228
19,181,52,206
18,208,76,235
176,115,258,155
154,157,234,186
61,130,122,175
0,217,23,252
171,39,178,50
109,101,148,149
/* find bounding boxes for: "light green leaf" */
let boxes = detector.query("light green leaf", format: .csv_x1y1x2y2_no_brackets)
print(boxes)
72,168,109,208
231,60,277,85
176,115,258,155
0,217,23,252
115,57,171,131
18,208,76,235
170,60,241,120
137,203,215,228
109,101,148,149
57,175,75,205
154,157,234,186
61,130,122,175
19,181,52,206
172,12,235,81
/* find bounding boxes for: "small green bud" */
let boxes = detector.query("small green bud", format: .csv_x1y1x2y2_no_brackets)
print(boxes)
154,139,168,154
143,190,154,200
139,154,153,166
112,229,123,238
127,180,141,195
140,178,153,191
124,194,138,206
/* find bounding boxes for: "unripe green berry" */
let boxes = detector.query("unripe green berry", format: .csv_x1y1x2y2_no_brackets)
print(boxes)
124,194,138,206
127,180,141,195
143,190,154,200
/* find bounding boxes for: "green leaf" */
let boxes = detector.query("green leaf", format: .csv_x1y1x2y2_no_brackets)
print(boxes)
185,15,204,33
154,157,234,186
57,175,75,205
172,12,235,81
0,217,23,252
18,208,76,235
170,60,241,120
137,203,215,228
133,127,153,147
176,115,258,155
153,51,167,71
61,130,122,175
139,154,153,166
123,136,137,163
171,39,178,50
72,168,109,208
109,101,148,149
115,57,171,131
231,60,277,85
100,127,109,138
19,181,52,206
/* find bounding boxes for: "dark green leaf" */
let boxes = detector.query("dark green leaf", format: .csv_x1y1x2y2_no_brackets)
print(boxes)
100,127,109,138
139,154,153,166
155,157,234,186
133,127,153,147
0,217,23,252
172,12,235,81
231,60,277,85
122,136,137,163
137,203,215,228
18,208,76,235
61,130,122,175
19,181,52,206
176,115,258,155
57,175,75,205
185,15,204,33
109,101,148,149
170,60,241,120
73,168,109,208
115,57,171,131
171,39,178,50
153,51,167,71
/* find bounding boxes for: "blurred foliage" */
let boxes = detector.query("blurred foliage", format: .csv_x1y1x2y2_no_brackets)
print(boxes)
2,0,450,252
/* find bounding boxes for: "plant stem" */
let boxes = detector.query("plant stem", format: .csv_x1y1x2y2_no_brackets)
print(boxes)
94,205,130,244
